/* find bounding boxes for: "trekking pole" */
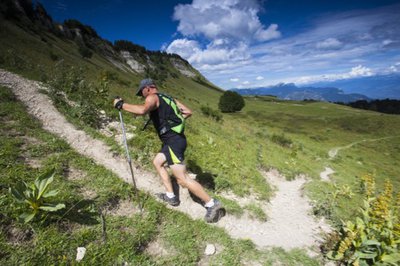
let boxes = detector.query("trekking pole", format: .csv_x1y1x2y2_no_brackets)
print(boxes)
116,98,142,211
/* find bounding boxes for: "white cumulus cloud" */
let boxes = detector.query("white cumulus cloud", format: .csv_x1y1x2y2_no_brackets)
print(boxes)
165,0,282,83
256,76,264,80
164,39,202,59
166,38,250,69
230,78,240,82
255,24,281,42
349,65,373,77
173,0,280,43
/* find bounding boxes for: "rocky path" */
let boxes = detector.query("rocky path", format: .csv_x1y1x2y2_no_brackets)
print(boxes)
0,69,330,251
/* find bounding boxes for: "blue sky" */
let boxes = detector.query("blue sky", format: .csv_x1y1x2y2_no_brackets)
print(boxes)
40,0,400,90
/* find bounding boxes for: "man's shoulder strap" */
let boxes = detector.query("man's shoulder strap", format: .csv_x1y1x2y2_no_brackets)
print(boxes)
157,92,174,101
157,93,179,107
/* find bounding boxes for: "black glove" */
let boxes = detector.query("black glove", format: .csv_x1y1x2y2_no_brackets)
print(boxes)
114,98,124,110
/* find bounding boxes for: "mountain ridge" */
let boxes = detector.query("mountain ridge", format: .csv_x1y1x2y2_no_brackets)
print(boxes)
0,0,221,91
231,83,371,103
308,73,400,100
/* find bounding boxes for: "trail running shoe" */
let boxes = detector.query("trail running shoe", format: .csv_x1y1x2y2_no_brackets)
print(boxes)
156,193,180,206
205,199,225,223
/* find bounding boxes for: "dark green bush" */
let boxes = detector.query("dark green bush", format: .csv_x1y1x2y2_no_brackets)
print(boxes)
49,51,59,61
78,44,92,59
218,91,245,113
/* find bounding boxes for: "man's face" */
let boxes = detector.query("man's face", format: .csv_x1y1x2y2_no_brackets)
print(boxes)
142,85,156,98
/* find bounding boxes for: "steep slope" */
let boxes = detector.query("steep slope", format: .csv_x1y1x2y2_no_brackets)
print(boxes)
0,0,272,204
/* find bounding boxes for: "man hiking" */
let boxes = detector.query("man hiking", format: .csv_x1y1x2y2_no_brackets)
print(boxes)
113,78,224,223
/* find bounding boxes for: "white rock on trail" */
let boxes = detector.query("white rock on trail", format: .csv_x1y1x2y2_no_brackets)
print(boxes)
204,244,216,255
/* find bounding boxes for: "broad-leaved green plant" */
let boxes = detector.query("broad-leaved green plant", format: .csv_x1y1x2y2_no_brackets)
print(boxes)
10,169,65,223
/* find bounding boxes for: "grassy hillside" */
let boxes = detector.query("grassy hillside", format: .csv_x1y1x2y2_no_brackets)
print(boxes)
1,2,400,264
244,96,400,221
0,86,321,265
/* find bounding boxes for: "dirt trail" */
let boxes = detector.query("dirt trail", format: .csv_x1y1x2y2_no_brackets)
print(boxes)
0,69,330,251
328,136,399,159
219,170,331,249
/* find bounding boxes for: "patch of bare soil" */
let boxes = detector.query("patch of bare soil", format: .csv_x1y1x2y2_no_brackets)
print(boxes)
80,188,97,200
107,199,140,217
4,225,33,246
64,167,87,181
18,135,44,168
145,237,176,258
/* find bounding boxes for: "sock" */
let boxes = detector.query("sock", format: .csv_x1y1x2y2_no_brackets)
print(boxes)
166,192,175,198
204,198,214,208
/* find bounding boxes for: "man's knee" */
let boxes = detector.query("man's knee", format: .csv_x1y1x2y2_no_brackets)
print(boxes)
152,157,160,169
153,154,166,170
175,175,187,188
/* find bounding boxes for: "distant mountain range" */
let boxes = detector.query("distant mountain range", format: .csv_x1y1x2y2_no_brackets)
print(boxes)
231,83,371,103
231,74,400,102
308,74,400,100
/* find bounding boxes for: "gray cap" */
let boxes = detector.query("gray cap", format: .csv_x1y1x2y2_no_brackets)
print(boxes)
136,78,155,96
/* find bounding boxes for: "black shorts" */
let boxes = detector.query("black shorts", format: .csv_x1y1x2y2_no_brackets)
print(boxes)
160,133,187,165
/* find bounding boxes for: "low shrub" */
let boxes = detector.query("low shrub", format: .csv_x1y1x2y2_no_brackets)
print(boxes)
78,44,92,59
200,105,223,122
326,175,400,265
49,51,59,61
270,133,293,148
46,62,109,128
1,49,32,70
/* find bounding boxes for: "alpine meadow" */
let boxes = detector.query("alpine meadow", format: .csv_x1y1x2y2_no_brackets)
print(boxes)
0,1,399,265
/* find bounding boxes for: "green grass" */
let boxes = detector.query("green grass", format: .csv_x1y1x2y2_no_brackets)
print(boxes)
244,203,268,222
0,86,323,265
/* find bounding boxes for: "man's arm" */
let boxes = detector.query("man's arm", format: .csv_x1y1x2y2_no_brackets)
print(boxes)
175,99,192,119
115,94,158,115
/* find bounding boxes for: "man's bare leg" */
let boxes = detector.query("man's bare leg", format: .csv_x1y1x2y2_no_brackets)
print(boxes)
153,153,173,193
170,164,211,203
170,163,225,222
